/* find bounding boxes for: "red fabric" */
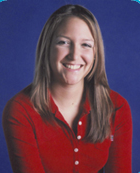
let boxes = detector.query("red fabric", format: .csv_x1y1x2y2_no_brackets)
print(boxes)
2,87,132,173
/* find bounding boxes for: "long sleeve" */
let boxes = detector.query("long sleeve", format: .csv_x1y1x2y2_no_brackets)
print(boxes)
2,99,46,173
105,97,132,172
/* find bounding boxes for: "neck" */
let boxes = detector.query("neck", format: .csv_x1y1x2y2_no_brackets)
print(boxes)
50,82,84,108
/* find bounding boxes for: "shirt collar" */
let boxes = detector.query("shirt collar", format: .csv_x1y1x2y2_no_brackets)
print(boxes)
49,92,91,117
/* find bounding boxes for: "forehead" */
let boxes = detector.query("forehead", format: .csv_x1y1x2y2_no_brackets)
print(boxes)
54,16,93,37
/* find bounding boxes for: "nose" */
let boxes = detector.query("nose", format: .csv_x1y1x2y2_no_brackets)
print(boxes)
69,43,80,60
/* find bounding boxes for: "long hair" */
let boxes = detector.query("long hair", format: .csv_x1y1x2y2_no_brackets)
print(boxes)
31,4,113,143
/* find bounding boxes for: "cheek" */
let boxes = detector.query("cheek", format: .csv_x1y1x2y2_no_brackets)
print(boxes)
50,47,68,62
50,49,60,69
49,48,57,71
50,46,57,60
84,51,94,66
88,56,94,66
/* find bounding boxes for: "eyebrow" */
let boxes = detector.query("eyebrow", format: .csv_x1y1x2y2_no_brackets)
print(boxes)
56,35,70,40
56,35,94,42
82,39,94,42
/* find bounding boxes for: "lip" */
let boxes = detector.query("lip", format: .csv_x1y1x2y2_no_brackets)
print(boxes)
63,63,83,70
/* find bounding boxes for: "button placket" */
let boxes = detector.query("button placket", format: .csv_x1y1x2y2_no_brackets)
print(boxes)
74,148,79,152
77,135,81,140
77,120,83,140
78,121,82,125
74,118,85,172
73,145,79,164
75,160,79,165
74,146,79,173
73,120,83,172
73,134,80,172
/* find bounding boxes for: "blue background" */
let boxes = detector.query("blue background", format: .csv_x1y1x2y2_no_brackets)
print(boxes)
0,0,140,172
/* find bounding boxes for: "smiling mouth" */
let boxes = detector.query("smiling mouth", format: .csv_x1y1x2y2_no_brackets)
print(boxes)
63,64,82,70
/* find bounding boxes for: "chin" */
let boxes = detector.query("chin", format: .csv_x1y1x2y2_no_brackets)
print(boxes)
63,78,84,86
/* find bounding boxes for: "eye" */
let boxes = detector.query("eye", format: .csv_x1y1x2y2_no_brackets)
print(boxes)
82,43,92,48
56,40,70,45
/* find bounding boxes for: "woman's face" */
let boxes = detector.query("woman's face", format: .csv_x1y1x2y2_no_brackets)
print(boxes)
50,17,95,86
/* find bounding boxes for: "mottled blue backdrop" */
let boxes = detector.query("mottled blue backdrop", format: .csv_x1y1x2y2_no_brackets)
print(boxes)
0,0,140,172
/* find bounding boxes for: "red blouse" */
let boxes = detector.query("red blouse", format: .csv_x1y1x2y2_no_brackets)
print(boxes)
2,87,132,173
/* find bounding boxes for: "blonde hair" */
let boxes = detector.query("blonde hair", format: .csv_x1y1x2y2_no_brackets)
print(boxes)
31,4,113,143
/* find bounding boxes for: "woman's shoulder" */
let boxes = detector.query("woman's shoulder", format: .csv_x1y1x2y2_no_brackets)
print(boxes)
110,89,130,109
110,89,132,127
3,85,33,118
7,84,31,104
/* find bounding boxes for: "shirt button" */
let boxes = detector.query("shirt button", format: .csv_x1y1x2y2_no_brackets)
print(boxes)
77,135,81,140
74,148,79,152
78,121,82,125
75,161,79,165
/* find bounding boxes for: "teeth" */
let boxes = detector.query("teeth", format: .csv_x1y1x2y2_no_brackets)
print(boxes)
65,64,81,69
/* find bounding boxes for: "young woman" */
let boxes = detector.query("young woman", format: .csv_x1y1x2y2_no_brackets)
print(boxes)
3,4,132,173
